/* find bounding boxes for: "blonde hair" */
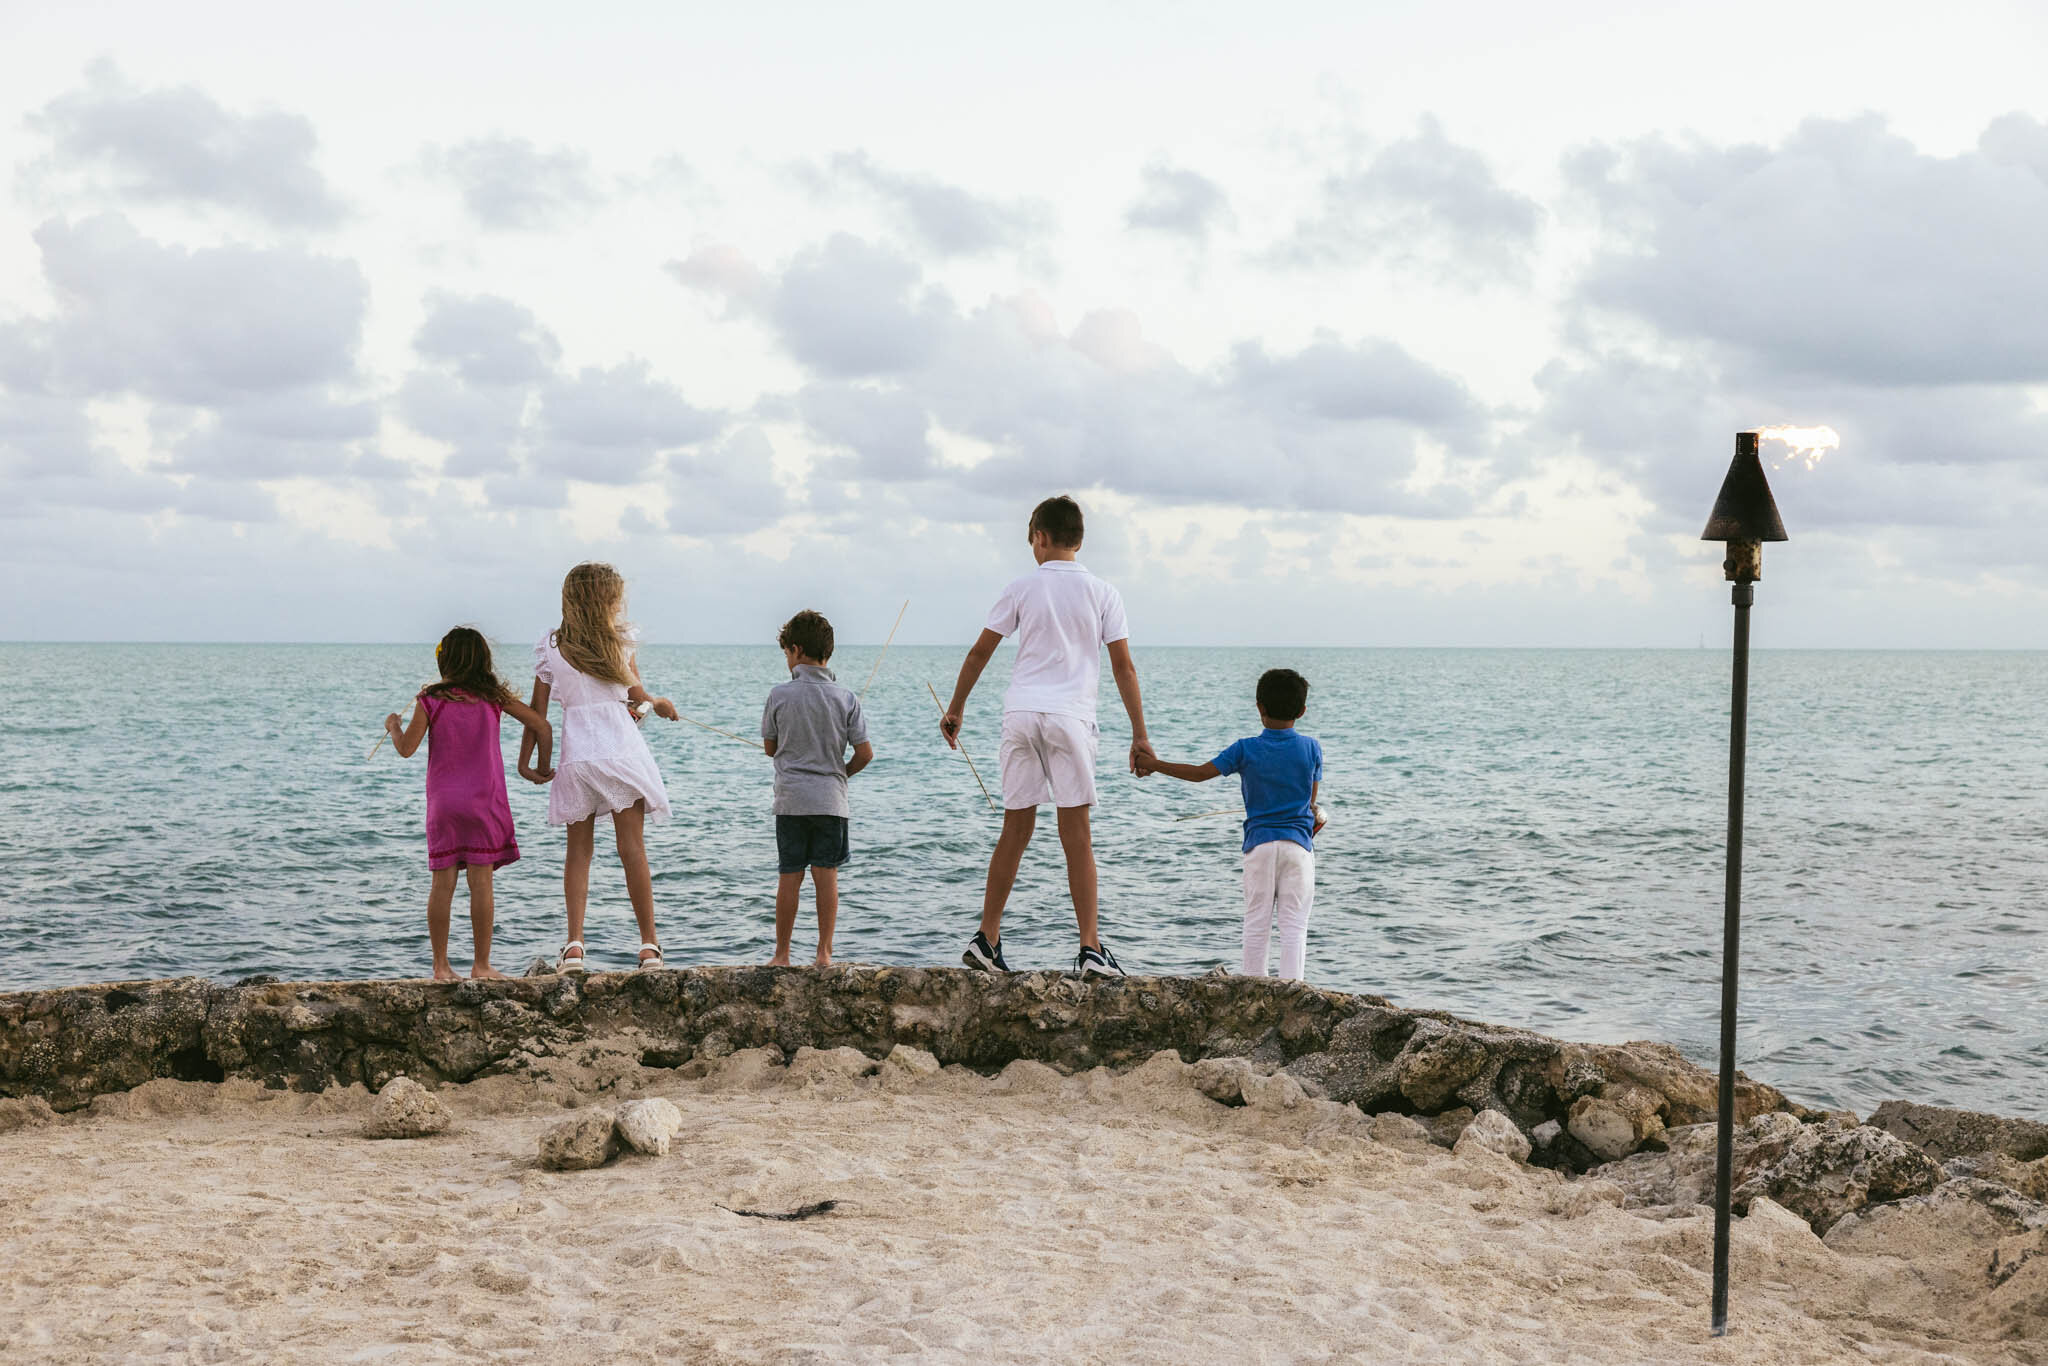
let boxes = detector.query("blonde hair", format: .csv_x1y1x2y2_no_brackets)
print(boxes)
555,562,636,688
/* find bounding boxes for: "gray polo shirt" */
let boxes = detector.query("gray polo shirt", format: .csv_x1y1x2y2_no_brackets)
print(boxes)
761,664,869,817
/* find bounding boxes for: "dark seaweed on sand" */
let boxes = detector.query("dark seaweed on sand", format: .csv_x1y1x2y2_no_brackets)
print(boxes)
717,1200,839,1221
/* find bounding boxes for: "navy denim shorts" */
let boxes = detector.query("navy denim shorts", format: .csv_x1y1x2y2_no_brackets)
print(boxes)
775,815,850,874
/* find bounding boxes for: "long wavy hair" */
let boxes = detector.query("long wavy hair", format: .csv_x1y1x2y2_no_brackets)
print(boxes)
422,626,518,707
555,562,636,688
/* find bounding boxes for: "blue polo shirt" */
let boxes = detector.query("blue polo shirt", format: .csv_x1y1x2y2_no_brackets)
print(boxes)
1212,727,1322,854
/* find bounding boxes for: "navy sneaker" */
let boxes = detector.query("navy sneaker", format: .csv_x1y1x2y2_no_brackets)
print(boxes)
962,931,1010,973
1075,942,1125,979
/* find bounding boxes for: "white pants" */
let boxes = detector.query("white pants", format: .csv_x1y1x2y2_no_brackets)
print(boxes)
1242,840,1314,980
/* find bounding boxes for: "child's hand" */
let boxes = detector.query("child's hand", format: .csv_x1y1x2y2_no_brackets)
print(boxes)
1129,737,1156,776
384,713,402,736
939,709,964,749
520,761,554,785
651,697,678,721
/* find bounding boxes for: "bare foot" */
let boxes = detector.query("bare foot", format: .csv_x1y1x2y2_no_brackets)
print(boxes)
431,963,461,982
470,963,510,980
767,953,792,967
813,955,832,968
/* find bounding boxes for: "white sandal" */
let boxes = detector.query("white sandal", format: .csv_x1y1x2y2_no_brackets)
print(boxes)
636,942,665,970
556,941,588,975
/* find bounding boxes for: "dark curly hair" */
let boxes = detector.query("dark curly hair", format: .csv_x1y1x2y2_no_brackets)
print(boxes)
779,609,834,663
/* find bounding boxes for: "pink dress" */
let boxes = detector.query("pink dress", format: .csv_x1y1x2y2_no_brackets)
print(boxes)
421,691,520,871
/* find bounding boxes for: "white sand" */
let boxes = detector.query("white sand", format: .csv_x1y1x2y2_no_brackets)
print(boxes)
0,1044,2037,1365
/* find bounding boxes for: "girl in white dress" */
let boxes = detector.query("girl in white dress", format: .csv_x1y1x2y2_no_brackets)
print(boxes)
519,562,678,972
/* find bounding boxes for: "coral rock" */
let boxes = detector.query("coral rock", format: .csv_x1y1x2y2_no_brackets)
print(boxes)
1425,1106,1476,1149
1454,1109,1533,1164
1189,1057,1255,1105
1369,1112,1435,1151
616,1098,683,1156
538,1109,620,1170
1733,1122,1944,1234
1868,1100,2048,1165
881,1044,941,1080
362,1076,450,1140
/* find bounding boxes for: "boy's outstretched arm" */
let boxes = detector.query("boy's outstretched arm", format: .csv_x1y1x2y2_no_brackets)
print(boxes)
1105,639,1153,775
1138,755,1220,783
939,629,1002,749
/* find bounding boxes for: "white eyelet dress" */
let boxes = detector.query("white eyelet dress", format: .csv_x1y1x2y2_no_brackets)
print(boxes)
534,630,672,826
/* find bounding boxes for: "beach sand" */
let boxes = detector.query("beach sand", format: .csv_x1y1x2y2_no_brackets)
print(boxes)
0,1042,2038,1365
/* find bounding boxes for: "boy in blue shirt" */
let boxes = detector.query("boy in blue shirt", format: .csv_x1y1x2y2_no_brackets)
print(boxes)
1136,668,1325,980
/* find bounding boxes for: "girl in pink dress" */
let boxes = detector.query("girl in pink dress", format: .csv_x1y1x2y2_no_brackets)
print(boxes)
518,562,679,973
384,627,554,981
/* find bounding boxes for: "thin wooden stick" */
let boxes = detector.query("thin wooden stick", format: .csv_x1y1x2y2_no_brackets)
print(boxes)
927,681,999,812
677,712,765,750
1174,807,1242,822
366,732,387,761
859,599,909,702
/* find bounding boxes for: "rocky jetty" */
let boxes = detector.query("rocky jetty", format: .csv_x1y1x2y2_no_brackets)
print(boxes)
3,964,2044,1230
0,966,1804,1158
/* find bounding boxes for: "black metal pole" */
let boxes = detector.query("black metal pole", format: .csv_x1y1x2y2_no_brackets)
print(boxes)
1711,579,1752,1336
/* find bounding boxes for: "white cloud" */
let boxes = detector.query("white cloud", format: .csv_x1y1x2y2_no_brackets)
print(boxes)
1124,162,1230,240
424,137,602,231
27,61,345,229
1267,117,1541,284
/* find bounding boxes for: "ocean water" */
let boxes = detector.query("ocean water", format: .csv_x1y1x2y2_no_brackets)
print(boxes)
0,643,2042,1119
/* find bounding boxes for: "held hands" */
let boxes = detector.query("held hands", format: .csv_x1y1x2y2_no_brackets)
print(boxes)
1129,737,1157,777
519,760,555,785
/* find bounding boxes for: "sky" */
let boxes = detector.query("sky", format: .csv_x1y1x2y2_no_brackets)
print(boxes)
4,0,2048,648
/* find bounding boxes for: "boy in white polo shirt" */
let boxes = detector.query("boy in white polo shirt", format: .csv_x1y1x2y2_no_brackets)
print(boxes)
939,495,1153,978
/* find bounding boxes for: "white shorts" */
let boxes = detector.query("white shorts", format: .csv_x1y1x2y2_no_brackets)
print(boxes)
998,710,1099,809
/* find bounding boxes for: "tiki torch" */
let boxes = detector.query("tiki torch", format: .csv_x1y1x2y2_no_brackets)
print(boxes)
1701,430,1787,1336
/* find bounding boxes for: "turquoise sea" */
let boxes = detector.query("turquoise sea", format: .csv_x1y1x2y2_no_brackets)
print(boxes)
0,643,2042,1119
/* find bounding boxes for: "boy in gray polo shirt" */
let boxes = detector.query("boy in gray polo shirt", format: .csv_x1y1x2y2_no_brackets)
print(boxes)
761,609,873,966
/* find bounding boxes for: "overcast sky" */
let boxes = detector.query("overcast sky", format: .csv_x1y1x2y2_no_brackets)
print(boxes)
4,1,2047,647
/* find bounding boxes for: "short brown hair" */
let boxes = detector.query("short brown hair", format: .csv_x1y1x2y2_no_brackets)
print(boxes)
779,609,834,662
1029,495,1084,548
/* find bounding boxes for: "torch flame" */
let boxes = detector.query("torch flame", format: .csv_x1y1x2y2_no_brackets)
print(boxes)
1755,424,1839,471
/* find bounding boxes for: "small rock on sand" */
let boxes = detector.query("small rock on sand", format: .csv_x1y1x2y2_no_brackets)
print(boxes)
882,1044,941,1080
1369,1112,1435,1152
1189,1057,1254,1104
1454,1110,1533,1164
1241,1070,1306,1113
1424,1106,1476,1148
362,1076,450,1140
616,1098,683,1156
539,1109,620,1170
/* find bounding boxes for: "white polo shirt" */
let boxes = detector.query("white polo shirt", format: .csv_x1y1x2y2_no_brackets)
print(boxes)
984,560,1130,723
